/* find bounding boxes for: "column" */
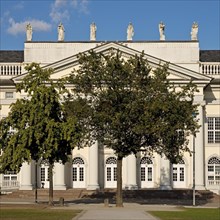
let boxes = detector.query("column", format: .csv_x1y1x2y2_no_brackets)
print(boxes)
20,162,33,190
87,141,100,190
194,105,205,189
54,162,66,190
126,154,138,189
160,155,172,190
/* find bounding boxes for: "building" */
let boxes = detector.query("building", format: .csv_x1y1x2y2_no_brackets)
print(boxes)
0,23,220,194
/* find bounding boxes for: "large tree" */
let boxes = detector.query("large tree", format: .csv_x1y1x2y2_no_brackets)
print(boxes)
0,63,84,205
67,50,199,207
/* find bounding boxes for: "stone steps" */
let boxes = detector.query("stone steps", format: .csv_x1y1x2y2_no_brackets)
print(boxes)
1,189,218,205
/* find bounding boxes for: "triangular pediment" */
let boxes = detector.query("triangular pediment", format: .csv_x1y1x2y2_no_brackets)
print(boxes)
13,42,212,85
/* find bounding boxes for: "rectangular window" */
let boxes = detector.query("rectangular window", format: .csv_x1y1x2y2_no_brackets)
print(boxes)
208,117,220,143
5,92,14,99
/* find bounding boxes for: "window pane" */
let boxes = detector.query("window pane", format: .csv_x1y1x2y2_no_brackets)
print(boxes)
41,168,45,181
173,167,177,181
215,131,220,143
180,167,184,181
141,167,145,181
208,176,214,180
148,167,152,181
208,118,214,130
208,165,214,172
215,117,220,130
208,131,214,143
73,167,77,181
5,92,13,99
114,167,117,181
79,167,84,181
107,167,111,181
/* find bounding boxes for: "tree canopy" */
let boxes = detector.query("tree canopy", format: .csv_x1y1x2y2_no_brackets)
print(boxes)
0,63,84,204
66,50,200,206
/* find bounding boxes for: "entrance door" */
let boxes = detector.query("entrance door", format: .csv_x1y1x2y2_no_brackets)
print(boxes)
172,160,186,188
72,157,86,188
140,157,154,188
40,165,49,188
105,157,117,188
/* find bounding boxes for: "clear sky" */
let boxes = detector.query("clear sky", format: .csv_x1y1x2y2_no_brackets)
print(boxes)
0,0,219,50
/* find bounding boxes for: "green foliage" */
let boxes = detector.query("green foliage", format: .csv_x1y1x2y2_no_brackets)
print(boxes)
149,208,220,220
67,50,199,162
0,63,83,173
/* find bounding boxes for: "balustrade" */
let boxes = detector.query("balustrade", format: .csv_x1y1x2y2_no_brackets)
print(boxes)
0,64,23,76
208,180,220,185
200,63,220,75
1,180,20,188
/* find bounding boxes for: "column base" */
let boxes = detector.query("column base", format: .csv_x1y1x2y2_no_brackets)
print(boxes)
124,184,138,190
54,185,67,190
87,184,100,190
19,185,33,190
160,185,172,190
195,185,206,190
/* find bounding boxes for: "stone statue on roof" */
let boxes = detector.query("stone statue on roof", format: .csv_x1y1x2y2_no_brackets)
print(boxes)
191,22,198,41
90,22,97,41
127,22,134,41
58,22,65,41
159,21,165,41
26,23,32,41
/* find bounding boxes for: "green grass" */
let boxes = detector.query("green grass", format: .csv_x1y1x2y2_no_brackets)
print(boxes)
0,205,82,220
149,208,220,220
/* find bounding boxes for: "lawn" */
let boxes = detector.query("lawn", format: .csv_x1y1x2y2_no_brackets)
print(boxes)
0,204,82,220
149,208,220,220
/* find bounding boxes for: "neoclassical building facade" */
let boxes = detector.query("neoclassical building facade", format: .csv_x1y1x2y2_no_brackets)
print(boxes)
0,24,220,194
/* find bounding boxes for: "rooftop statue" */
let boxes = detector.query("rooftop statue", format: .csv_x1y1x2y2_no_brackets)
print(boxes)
26,23,32,41
58,23,65,41
159,21,165,40
127,22,134,41
90,22,97,41
191,22,198,41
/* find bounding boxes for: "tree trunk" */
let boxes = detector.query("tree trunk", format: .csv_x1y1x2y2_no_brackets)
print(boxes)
116,156,123,207
48,163,54,206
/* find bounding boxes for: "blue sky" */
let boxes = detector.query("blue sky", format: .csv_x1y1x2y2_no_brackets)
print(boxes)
0,0,219,50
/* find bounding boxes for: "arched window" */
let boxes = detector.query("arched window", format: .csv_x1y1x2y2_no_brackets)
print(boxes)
73,157,84,165
105,157,117,188
207,157,220,185
140,157,154,188
172,159,186,188
106,157,117,164
72,157,85,188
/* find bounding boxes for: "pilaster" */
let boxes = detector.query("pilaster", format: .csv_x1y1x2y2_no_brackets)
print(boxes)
160,155,172,190
87,141,100,190
54,162,66,190
19,162,33,190
126,154,138,189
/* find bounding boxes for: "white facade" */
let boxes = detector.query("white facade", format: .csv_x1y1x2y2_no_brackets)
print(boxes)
0,37,220,194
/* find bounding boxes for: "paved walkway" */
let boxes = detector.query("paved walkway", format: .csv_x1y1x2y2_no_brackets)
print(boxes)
72,209,157,220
